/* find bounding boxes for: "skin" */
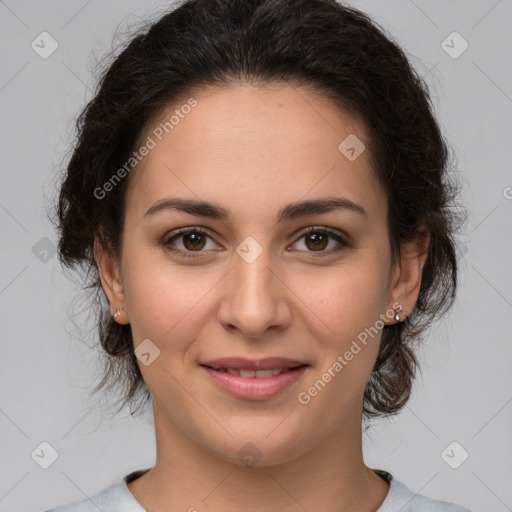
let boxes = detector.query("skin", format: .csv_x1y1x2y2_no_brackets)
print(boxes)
95,82,429,512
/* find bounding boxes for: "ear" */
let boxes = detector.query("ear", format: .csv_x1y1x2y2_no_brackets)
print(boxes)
385,229,430,324
94,235,130,324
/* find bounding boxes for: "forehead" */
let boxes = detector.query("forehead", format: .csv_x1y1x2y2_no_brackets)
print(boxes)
124,82,386,225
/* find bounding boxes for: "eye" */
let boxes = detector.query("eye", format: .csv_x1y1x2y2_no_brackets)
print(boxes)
289,227,348,256
162,227,219,258
162,226,349,259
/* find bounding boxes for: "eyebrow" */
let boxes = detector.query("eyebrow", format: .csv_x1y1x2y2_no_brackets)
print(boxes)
143,196,368,222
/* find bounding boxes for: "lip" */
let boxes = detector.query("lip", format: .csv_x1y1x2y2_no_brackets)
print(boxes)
200,357,307,371
200,358,309,401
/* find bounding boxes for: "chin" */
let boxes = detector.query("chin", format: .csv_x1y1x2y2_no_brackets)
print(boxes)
202,423,313,469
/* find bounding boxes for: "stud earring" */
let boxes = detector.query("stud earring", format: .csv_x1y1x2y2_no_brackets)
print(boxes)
112,307,123,319
394,309,406,323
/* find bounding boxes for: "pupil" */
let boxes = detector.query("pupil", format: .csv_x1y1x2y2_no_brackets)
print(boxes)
308,232,327,250
185,232,204,250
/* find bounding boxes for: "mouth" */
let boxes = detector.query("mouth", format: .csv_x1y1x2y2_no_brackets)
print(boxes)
200,357,308,375
202,366,302,378
199,357,309,400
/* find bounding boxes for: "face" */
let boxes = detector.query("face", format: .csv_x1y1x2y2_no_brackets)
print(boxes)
96,82,424,467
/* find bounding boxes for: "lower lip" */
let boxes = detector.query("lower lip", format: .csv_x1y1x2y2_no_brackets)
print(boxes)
201,365,308,400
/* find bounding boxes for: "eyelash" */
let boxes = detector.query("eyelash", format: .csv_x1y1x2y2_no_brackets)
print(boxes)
162,226,349,259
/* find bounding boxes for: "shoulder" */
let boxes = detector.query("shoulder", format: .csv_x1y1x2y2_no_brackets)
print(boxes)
42,482,132,512
407,487,472,512
379,474,472,512
42,469,149,512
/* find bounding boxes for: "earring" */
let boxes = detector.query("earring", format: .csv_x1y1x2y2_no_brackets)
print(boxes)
112,307,123,319
394,309,406,323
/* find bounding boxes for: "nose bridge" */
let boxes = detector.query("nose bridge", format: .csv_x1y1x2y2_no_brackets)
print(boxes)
217,236,289,337
234,241,273,300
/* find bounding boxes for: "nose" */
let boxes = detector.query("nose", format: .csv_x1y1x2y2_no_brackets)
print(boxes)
216,246,292,339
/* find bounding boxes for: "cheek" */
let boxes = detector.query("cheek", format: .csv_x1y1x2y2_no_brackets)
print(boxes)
300,257,390,339
293,255,390,396
121,248,221,349
297,270,386,416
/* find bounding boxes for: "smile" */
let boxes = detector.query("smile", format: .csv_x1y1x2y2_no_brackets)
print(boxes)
214,367,291,378
200,364,308,400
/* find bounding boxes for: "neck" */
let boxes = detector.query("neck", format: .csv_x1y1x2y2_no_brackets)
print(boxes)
127,400,390,512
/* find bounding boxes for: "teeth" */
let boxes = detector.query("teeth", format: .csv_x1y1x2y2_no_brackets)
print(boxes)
218,367,291,378
255,369,274,378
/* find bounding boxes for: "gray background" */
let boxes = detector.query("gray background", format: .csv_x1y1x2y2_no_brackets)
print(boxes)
0,1,511,511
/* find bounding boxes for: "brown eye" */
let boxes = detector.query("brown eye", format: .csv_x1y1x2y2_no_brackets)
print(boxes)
181,231,206,251
163,228,218,258
304,232,329,251
291,227,348,256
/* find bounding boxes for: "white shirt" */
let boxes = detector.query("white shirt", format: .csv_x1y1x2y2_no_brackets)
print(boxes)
44,468,472,511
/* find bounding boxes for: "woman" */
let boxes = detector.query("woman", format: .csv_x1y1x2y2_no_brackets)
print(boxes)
46,0,470,510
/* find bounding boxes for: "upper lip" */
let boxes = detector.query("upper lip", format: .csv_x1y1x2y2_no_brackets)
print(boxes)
200,357,308,370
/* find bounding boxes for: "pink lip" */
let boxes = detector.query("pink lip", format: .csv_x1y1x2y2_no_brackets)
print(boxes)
200,357,307,370
200,364,309,400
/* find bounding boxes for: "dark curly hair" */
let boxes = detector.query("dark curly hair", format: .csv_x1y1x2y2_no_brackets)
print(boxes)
51,0,464,420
